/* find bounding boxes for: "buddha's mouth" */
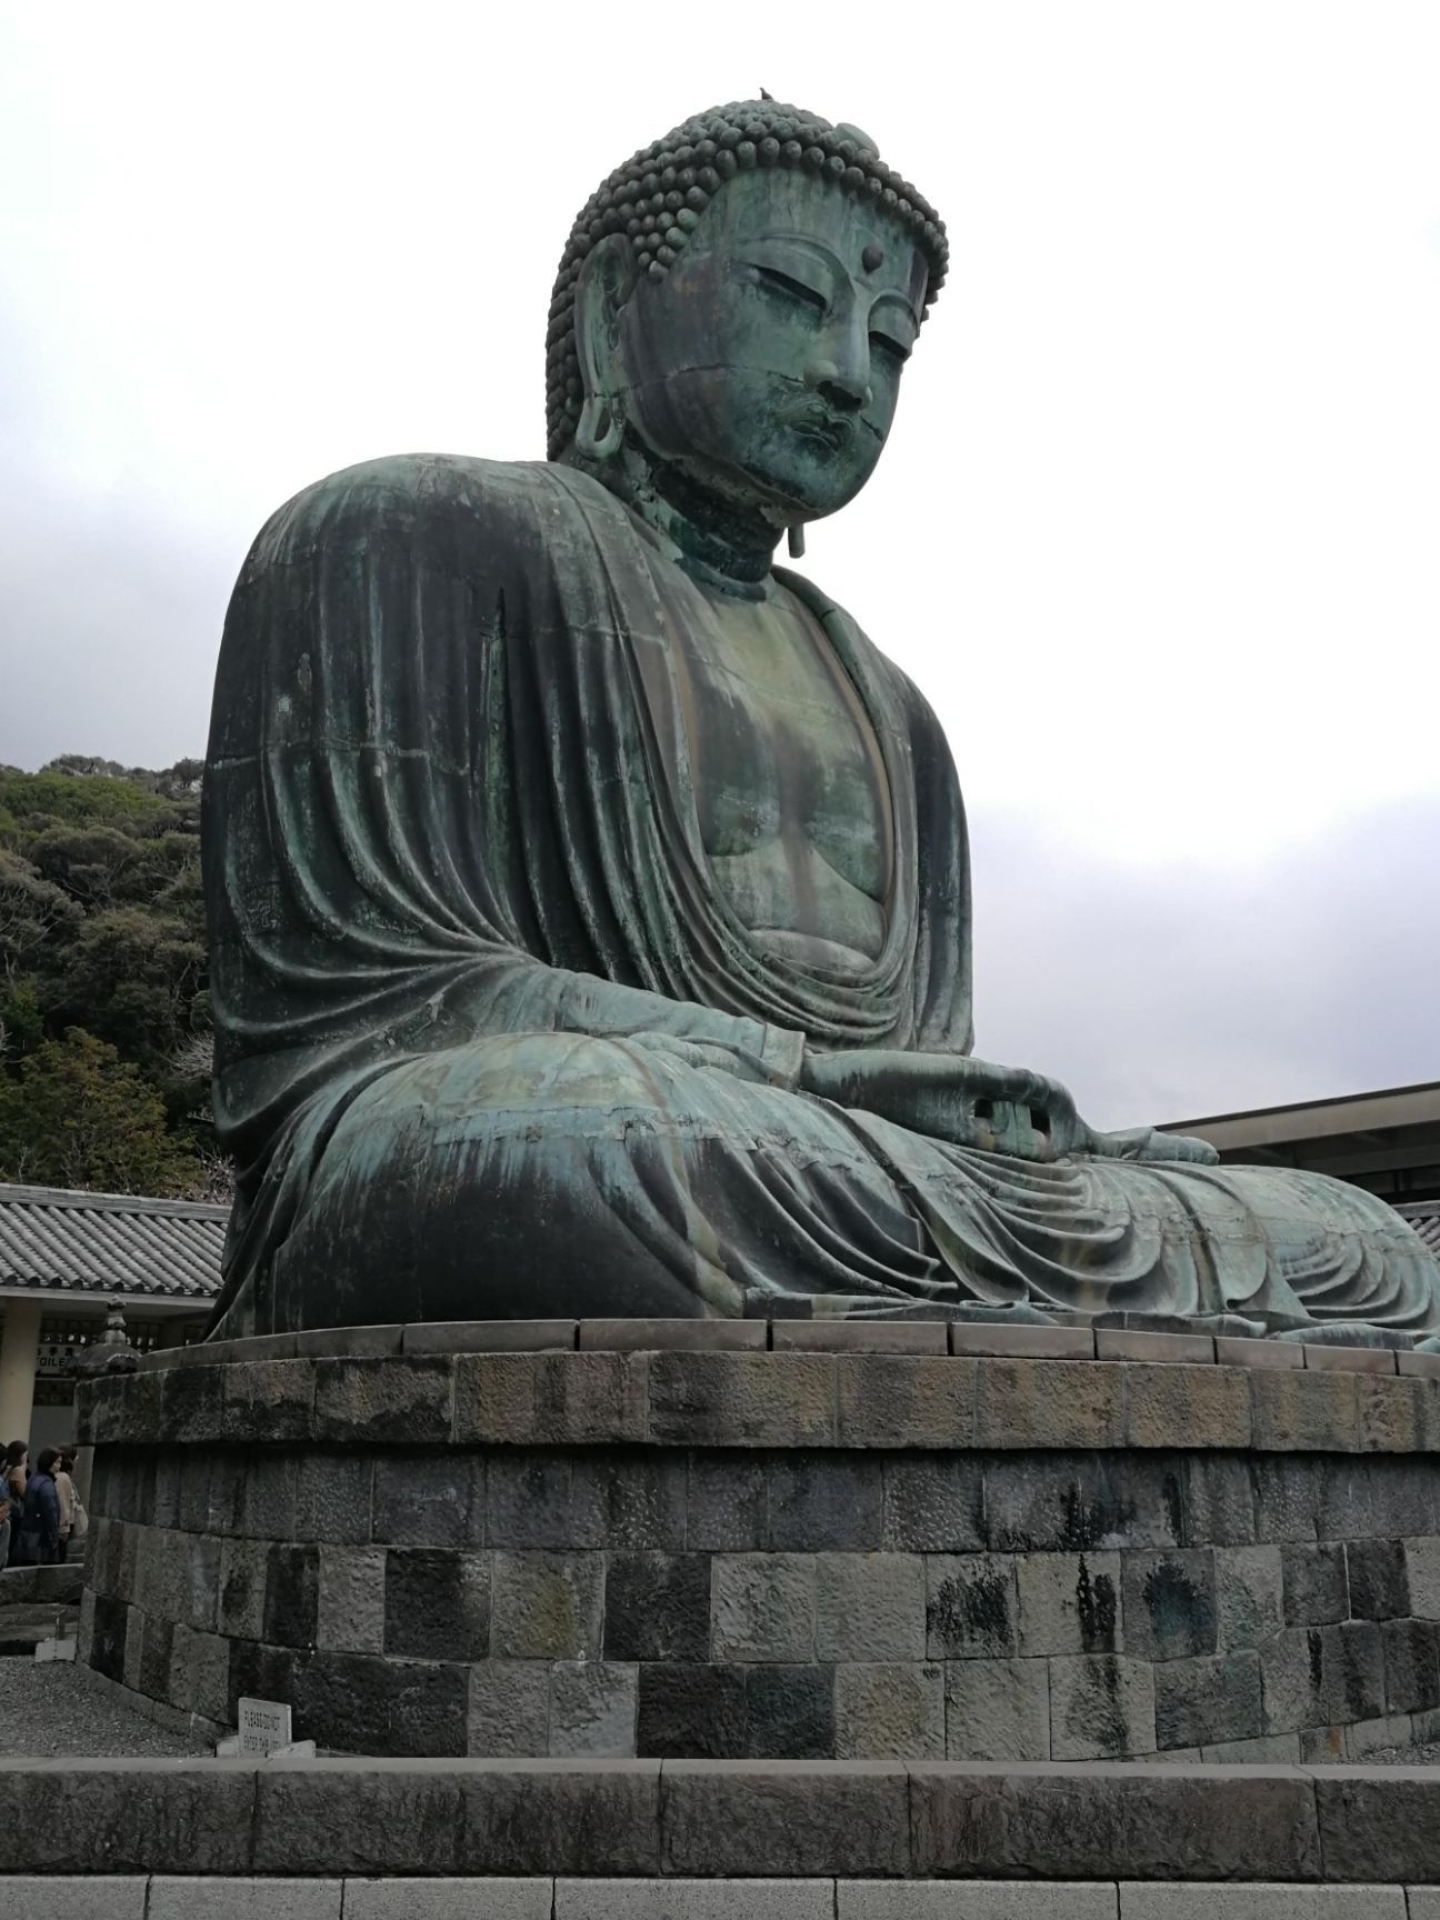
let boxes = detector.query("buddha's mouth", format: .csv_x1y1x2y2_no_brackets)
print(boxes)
783,406,854,455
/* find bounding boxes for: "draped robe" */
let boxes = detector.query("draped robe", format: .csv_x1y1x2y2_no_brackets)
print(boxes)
202,454,1440,1339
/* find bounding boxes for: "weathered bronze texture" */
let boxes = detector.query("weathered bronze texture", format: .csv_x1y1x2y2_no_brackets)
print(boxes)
201,99,1440,1339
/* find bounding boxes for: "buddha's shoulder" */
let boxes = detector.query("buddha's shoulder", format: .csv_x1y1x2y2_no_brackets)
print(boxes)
245,454,619,572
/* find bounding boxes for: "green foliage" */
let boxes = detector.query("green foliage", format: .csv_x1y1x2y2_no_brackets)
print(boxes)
0,757,225,1200
0,1029,199,1195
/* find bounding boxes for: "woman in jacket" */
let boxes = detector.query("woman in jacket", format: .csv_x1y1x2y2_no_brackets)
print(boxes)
3,1442,27,1568
17,1447,60,1566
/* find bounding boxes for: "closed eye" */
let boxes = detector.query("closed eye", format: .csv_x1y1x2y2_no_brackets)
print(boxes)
755,265,828,315
869,331,911,366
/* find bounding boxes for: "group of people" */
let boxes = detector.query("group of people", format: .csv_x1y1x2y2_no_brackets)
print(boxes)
0,1440,84,1568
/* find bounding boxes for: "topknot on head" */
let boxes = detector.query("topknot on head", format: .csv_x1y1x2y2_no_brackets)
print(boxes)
544,99,948,459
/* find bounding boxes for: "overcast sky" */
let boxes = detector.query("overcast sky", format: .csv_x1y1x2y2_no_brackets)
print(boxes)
1,5,1437,1127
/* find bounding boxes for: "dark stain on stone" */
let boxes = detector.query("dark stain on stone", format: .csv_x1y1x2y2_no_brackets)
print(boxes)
1066,1654,1128,1757
1142,1558,1213,1649
1308,1627,1326,1693
1161,1473,1184,1544
927,1565,1014,1655
1059,1480,1136,1551
1077,1558,1118,1653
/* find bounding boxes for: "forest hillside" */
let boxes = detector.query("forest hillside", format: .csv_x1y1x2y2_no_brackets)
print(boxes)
0,755,228,1199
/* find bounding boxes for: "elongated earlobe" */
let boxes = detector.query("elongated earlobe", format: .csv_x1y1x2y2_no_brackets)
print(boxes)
575,395,625,462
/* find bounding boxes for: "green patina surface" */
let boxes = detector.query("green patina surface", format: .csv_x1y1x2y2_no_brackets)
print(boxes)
200,98,1440,1341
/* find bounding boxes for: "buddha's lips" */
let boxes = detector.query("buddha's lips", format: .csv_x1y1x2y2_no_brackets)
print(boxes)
781,405,855,454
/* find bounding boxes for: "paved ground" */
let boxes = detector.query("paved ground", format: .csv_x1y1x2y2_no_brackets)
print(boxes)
1,1661,1438,1763
0,1660,209,1757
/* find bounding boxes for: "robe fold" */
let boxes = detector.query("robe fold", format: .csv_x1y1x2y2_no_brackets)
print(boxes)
202,453,1440,1339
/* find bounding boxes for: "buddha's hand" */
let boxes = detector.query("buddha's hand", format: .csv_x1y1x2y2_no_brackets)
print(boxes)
1086,1126,1220,1166
798,1048,1088,1161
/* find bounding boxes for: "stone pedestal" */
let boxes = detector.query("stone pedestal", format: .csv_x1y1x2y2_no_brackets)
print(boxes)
75,1321,1440,1761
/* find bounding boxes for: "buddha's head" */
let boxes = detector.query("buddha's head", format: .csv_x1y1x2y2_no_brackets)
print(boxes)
549,102,947,536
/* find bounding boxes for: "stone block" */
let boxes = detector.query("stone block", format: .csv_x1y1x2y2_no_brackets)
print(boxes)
1368,1462,1440,1540
560,1881,833,1920
836,1661,944,1758
841,1889,1117,1920
659,1759,909,1876
295,1653,469,1758
986,1454,1185,1553
1097,1328,1214,1366
312,1358,452,1445
184,1532,223,1631
220,1360,317,1442
1216,1546,1284,1650
976,1359,1125,1449
159,1365,225,1444
951,1322,1095,1360
1304,1342,1396,1374
636,1662,749,1758
1299,1725,1347,1764
835,1354,977,1447
226,1639,308,1728
712,1554,815,1662
1314,1770,1440,1883
140,1612,176,1702
316,1547,386,1653
402,1319,577,1355
926,1555,1018,1660
89,1593,129,1684
908,1763,1320,1881
768,1456,883,1550
1125,1364,1251,1450
583,1318,766,1350
1248,1458,1320,1546
1122,1551,1217,1661
1346,1538,1409,1619
455,1760,662,1875
486,1454,576,1549
571,1455,687,1549
1251,1370,1360,1452
1216,1335,1304,1370
264,1543,321,1648
1381,1617,1440,1713
5,1878,148,1920
455,1353,648,1445
774,1319,947,1352
121,1605,147,1691
238,1453,299,1541
1,1759,257,1874
1314,1459,1386,1543
1201,1732,1303,1763
1282,1544,1349,1626
687,1456,766,1550
1154,1649,1263,1749
82,1370,162,1445
946,1655,1051,1760
604,1552,711,1661
647,1352,834,1447
550,1661,638,1756
468,1661,552,1757
294,1324,403,1359
744,1663,836,1758
290,1453,374,1545
1016,1552,1121,1657
1408,1538,1440,1618
384,1550,490,1660
149,1881,342,1919
1358,1376,1427,1452
252,1762,463,1874
1343,1711,1414,1757
1120,1889,1402,1917
1399,1349,1440,1377
491,1552,604,1660
1262,1623,1385,1733
814,1552,925,1661
168,1622,231,1721
882,1457,984,1552
1049,1655,1156,1759
347,1882,554,1920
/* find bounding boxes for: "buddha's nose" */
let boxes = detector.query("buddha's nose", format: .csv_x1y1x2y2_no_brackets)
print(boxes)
805,355,872,414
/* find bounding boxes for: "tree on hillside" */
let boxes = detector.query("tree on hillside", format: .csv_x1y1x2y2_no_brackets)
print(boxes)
0,1027,199,1195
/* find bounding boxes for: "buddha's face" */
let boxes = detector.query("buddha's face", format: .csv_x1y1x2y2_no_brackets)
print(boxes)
600,167,928,524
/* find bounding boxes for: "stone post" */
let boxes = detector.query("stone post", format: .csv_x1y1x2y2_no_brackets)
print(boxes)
0,1297,43,1445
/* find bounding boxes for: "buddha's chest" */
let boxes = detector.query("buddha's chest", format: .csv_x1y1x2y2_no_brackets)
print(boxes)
669,589,893,964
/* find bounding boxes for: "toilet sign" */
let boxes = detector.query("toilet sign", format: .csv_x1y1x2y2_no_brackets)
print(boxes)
237,1696,293,1756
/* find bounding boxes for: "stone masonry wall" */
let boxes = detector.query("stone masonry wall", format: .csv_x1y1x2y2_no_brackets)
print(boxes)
75,1328,1440,1761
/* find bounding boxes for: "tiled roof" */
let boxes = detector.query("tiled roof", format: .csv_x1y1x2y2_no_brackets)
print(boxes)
1399,1200,1440,1259
0,1182,226,1301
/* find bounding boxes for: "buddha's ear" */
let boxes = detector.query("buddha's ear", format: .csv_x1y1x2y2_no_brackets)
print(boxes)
573,234,636,458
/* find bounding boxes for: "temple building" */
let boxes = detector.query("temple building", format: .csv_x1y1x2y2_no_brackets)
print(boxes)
0,1182,223,1451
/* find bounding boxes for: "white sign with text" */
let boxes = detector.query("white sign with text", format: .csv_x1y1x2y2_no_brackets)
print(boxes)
237,1696,293,1756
